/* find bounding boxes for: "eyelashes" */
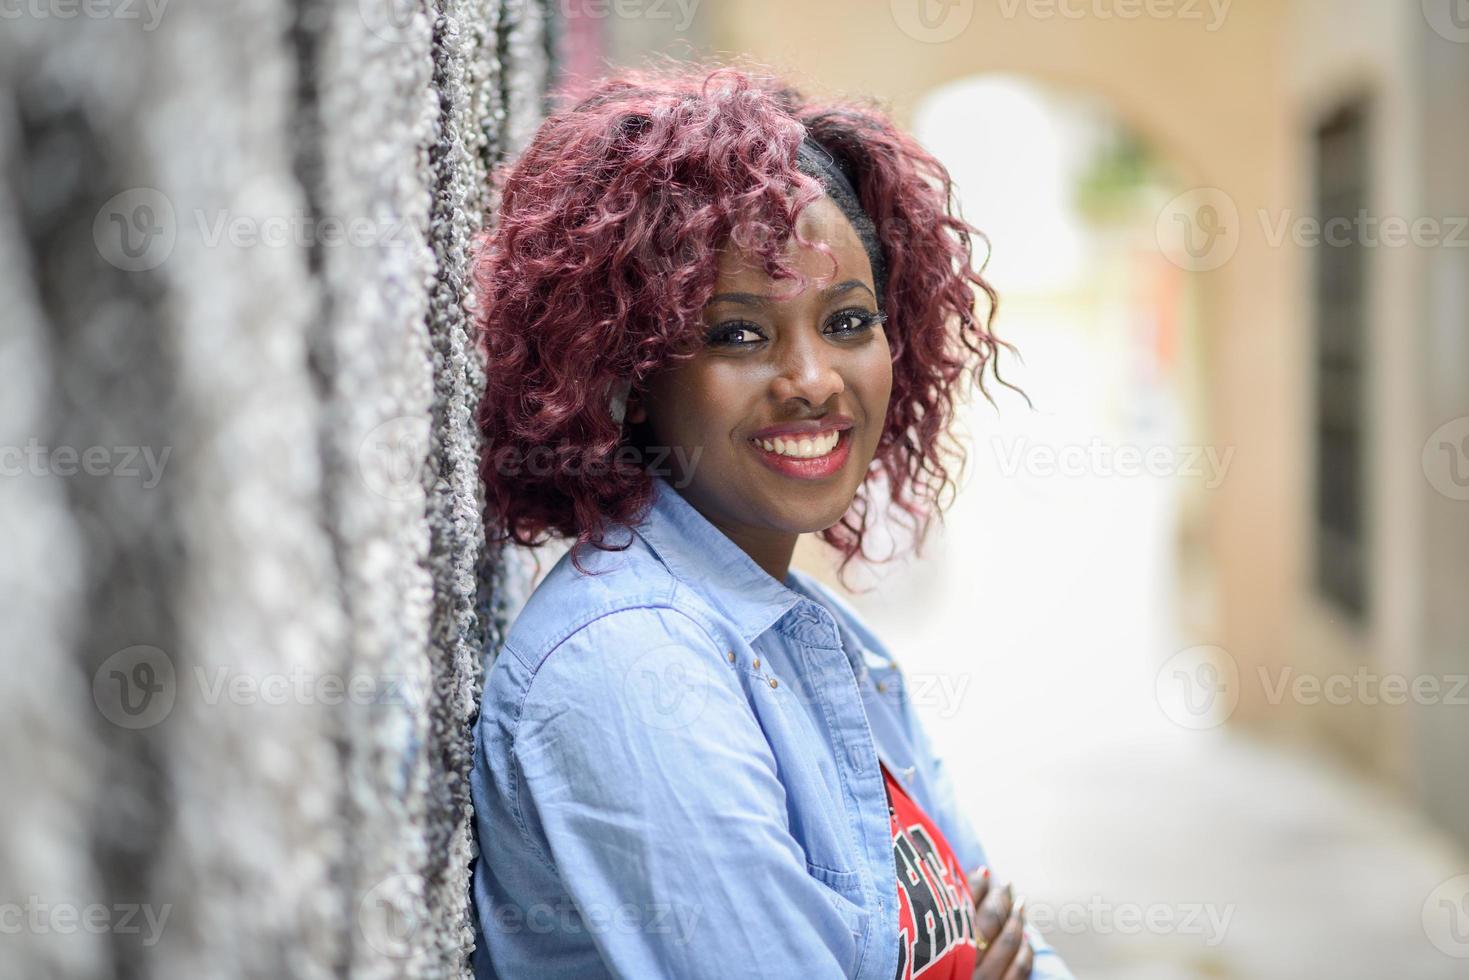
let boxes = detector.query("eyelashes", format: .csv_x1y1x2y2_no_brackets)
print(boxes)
704,308,887,348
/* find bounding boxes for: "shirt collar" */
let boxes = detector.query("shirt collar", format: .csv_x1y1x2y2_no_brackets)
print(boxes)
631,474,805,645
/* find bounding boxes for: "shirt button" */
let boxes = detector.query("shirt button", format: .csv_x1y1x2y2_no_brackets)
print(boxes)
769,677,778,689
875,680,887,693
752,657,760,670
727,650,736,663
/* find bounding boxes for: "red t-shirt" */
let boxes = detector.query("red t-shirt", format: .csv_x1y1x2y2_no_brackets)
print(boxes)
882,760,978,980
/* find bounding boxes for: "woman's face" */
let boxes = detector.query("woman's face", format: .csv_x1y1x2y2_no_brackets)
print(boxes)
628,195,893,567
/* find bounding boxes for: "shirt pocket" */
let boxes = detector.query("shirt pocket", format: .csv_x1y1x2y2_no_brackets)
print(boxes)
764,691,864,881
807,863,871,948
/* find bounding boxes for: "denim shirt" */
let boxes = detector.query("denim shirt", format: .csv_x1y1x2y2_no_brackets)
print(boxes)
469,474,1074,980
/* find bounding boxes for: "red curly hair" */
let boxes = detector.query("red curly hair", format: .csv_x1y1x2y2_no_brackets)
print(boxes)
470,58,1017,585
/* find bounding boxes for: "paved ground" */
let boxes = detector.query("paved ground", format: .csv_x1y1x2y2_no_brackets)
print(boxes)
812,309,1469,979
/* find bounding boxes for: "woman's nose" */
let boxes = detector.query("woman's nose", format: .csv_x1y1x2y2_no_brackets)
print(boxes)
769,333,845,407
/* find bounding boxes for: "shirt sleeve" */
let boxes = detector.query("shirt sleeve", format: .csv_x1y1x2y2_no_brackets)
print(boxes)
900,674,1077,980
508,605,869,980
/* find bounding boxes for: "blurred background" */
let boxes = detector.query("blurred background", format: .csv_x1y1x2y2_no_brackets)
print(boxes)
3,1,1468,979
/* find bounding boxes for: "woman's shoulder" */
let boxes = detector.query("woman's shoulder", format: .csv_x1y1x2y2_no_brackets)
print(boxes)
479,544,737,750
492,536,726,678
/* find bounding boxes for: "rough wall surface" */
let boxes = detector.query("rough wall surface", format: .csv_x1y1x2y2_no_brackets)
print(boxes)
0,2,552,977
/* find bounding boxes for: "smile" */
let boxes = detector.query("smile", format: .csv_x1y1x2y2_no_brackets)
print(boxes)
748,428,852,480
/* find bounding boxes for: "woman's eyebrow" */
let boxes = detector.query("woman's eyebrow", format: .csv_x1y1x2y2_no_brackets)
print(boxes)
708,279,874,307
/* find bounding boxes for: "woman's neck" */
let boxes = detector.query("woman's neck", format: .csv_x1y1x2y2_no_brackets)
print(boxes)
696,508,799,585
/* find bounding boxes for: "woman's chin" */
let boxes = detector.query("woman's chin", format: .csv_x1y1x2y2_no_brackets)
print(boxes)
754,493,859,537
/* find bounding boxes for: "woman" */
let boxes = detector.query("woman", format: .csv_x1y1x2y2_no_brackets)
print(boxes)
467,60,1073,980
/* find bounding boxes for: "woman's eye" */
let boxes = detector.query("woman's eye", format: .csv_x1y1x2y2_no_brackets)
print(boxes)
826,308,886,336
706,323,766,347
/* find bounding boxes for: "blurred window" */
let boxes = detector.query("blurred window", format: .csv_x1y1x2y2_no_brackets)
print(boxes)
1312,99,1371,619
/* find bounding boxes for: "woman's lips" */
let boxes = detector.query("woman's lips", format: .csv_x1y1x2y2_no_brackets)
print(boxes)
748,428,853,481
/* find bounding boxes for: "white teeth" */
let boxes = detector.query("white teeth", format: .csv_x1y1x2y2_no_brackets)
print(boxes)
757,430,842,459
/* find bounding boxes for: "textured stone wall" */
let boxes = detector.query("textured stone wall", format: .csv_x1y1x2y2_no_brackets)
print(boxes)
0,2,552,977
